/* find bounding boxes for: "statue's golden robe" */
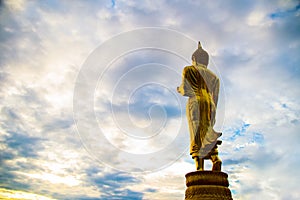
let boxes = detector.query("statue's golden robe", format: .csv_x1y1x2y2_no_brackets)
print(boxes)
178,64,220,158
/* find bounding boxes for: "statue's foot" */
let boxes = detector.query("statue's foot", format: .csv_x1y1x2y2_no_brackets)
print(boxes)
191,145,200,152
193,156,204,171
212,161,222,171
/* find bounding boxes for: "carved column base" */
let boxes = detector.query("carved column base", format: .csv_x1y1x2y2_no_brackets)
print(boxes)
185,171,233,200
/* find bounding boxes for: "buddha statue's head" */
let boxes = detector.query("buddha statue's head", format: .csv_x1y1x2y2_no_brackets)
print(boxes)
192,41,209,67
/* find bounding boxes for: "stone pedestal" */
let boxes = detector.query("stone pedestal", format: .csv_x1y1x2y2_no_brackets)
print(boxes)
185,171,233,200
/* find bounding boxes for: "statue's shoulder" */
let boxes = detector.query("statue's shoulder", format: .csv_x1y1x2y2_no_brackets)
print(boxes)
184,65,194,69
203,68,219,80
183,65,195,72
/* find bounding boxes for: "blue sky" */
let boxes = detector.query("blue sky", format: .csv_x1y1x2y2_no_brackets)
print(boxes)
0,0,300,199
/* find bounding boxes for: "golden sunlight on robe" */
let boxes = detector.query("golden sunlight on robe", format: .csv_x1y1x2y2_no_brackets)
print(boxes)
178,64,219,157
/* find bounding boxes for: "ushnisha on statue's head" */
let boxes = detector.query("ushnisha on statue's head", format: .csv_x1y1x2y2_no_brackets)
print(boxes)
192,41,209,67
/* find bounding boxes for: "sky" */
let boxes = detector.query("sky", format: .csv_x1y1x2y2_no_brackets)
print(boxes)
0,0,300,199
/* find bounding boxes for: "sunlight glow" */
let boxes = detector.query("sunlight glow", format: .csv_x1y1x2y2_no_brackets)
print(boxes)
0,188,55,200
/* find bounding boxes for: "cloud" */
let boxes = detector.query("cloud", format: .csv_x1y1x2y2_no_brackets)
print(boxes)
0,188,55,200
0,0,300,199
86,168,143,199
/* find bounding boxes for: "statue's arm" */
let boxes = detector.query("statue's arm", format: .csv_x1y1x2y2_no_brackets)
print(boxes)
177,67,191,96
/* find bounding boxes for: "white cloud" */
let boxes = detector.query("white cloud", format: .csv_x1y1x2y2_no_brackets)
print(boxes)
3,0,26,12
1,0,300,199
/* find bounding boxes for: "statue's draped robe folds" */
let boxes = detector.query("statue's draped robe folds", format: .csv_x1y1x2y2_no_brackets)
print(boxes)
178,64,220,158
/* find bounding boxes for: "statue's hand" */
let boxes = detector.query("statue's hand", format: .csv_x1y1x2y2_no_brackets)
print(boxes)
177,85,187,96
177,86,184,95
